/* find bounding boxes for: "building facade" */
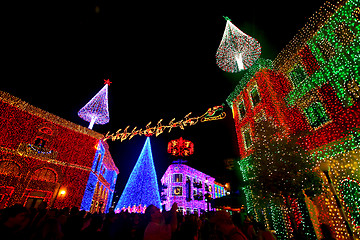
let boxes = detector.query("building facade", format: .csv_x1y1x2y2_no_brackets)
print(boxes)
0,91,118,212
161,164,216,215
226,0,359,239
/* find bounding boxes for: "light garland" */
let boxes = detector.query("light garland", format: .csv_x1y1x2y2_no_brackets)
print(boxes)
104,105,226,142
216,16,261,73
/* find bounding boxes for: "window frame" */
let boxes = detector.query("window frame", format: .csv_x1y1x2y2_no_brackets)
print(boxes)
172,186,183,196
237,99,246,119
242,126,253,150
173,173,183,183
304,101,330,129
250,85,261,107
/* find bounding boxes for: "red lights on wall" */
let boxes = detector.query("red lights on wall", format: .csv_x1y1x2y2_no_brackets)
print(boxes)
298,44,320,76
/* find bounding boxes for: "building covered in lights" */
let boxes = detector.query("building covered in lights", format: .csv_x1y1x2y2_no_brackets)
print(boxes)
161,163,227,215
226,0,360,239
0,91,118,212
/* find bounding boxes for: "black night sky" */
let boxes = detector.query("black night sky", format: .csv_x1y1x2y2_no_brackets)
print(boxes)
2,1,325,198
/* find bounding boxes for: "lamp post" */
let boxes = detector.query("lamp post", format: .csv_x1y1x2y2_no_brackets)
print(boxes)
320,162,354,240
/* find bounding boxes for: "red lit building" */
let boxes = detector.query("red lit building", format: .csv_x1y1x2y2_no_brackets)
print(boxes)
0,91,118,211
226,0,360,238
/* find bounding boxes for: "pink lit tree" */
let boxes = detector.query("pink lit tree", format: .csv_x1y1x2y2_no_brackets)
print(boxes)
78,79,111,129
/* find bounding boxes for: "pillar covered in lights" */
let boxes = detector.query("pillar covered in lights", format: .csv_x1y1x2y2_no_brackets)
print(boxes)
216,16,261,73
115,137,161,213
78,80,111,129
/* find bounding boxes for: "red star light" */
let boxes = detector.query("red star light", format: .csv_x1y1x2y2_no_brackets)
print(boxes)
104,79,112,86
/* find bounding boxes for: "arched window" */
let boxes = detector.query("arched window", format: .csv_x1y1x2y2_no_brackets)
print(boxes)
0,161,20,176
338,178,360,228
39,127,53,135
32,168,57,183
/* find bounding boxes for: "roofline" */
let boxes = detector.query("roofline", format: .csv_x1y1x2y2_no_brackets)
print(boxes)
0,90,104,139
164,163,215,180
273,0,348,73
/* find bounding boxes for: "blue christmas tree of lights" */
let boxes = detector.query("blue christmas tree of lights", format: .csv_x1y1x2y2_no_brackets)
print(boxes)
78,79,111,129
115,137,161,212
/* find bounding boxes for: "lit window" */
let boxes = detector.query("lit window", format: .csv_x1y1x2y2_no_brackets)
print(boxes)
299,45,320,76
173,174,182,183
338,178,360,228
242,127,253,149
304,102,330,128
334,22,355,45
345,78,360,102
289,64,307,87
250,86,261,106
32,168,57,183
353,7,360,21
94,154,101,172
172,187,182,196
238,101,246,118
316,39,335,61
0,161,20,176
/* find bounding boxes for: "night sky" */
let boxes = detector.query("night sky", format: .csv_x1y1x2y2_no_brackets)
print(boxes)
3,1,326,198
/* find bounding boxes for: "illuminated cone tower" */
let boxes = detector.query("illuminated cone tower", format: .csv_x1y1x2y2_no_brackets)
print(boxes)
115,137,161,212
78,79,111,129
216,16,261,73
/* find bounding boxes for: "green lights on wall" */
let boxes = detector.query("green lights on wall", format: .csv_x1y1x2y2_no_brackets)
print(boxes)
304,102,330,128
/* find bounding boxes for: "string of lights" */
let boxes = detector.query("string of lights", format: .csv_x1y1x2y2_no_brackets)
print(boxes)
104,105,226,142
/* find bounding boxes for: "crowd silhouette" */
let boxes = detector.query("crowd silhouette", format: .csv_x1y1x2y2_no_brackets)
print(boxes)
0,202,281,240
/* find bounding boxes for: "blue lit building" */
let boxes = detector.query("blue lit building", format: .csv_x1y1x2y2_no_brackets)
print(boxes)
81,140,119,213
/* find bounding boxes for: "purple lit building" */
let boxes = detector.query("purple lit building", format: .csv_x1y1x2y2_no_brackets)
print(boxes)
161,163,215,215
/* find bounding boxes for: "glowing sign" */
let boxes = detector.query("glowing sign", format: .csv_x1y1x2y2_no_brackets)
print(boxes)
168,137,194,157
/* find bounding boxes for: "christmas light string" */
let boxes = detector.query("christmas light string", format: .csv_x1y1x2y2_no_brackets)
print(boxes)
104,105,226,142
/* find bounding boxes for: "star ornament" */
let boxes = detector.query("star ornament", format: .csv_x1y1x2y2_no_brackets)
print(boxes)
104,79,112,86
